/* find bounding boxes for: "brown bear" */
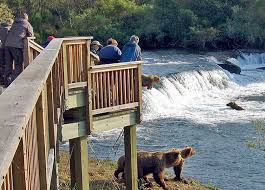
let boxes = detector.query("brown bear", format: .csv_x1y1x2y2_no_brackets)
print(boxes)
172,146,196,182
226,102,244,110
114,149,182,190
142,75,161,90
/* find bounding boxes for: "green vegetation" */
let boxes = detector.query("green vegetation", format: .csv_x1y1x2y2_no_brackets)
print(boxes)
246,120,265,152
1,0,264,49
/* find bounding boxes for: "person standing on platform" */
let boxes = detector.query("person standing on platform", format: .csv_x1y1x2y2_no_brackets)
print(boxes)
0,18,13,84
4,11,33,87
121,35,142,62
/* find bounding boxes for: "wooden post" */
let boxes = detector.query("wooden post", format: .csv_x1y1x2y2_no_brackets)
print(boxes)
12,140,26,190
36,91,49,190
124,125,138,190
69,136,89,190
23,38,30,68
63,43,69,100
85,40,93,134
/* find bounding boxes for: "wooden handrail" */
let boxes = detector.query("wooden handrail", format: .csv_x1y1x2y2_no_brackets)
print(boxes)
0,37,92,189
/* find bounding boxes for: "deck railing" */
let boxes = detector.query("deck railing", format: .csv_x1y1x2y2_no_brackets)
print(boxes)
23,37,44,68
0,37,91,190
0,36,142,190
91,62,141,115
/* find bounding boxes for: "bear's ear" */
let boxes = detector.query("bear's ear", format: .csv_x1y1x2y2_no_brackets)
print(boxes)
181,147,195,159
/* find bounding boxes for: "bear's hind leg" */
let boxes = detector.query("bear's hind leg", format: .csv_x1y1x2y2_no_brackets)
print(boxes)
153,172,168,190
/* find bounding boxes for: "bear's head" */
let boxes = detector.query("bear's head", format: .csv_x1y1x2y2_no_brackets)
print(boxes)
153,75,160,83
180,146,196,159
226,102,235,107
164,150,182,167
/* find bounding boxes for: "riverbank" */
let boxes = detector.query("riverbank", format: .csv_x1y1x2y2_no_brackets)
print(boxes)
58,151,219,190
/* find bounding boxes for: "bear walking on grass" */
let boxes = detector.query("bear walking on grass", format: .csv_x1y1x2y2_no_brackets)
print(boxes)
114,149,182,190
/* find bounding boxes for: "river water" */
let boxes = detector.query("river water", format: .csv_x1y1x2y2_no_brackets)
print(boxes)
79,50,265,190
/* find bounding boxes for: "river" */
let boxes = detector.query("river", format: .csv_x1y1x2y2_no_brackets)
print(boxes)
70,50,265,190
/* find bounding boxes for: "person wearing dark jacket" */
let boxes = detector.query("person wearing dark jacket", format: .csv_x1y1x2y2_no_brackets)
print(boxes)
121,35,142,62
0,19,13,81
99,38,122,64
4,12,33,86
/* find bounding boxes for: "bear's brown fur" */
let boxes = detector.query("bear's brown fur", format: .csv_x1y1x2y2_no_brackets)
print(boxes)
114,149,181,190
142,75,161,90
226,101,244,110
173,147,196,182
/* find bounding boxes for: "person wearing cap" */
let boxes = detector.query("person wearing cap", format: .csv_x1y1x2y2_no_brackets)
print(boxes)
99,38,122,64
90,40,103,64
0,18,13,83
121,35,142,62
4,11,34,87
91,40,102,55
42,35,55,48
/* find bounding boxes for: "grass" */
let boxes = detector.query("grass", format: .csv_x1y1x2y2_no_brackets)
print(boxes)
58,151,220,190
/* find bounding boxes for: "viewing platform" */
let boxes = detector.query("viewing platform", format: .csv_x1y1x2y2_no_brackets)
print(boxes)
0,37,142,190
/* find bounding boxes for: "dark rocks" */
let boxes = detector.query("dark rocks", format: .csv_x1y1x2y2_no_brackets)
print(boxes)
218,59,241,74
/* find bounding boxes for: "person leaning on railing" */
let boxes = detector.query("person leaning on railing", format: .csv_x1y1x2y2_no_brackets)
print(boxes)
90,40,102,64
4,11,34,87
121,35,142,62
98,38,122,64
0,18,13,84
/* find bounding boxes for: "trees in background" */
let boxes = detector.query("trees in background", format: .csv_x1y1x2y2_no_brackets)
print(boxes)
0,0,264,49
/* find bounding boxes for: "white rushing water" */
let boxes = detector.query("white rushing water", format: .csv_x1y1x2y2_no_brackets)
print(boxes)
142,52,265,125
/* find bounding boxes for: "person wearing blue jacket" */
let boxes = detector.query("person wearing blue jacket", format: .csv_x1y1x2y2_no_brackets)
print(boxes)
121,35,142,62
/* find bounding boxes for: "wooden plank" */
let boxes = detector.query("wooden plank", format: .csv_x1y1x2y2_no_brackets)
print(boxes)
12,140,26,190
69,137,89,190
36,92,48,190
96,73,100,109
119,70,123,104
86,39,93,134
99,72,103,108
90,61,142,73
62,43,69,99
103,72,107,108
46,149,55,189
124,125,138,190
130,69,134,102
123,70,127,104
111,71,115,106
92,111,138,132
137,65,143,122
127,69,131,103
65,92,86,110
107,72,111,107
92,102,139,115
115,71,119,106
61,122,87,141
68,82,87,90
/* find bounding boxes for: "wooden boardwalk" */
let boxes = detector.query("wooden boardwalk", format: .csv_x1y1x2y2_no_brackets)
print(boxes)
0,37,142,190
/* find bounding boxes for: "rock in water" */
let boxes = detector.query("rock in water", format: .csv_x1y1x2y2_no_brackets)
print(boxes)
218,59,241,74
226,102,244,110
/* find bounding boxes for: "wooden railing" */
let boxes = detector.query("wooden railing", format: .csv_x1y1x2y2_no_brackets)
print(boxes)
0,37,91,190
90,62,141,115
23,37,44,68
0,36,142,190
